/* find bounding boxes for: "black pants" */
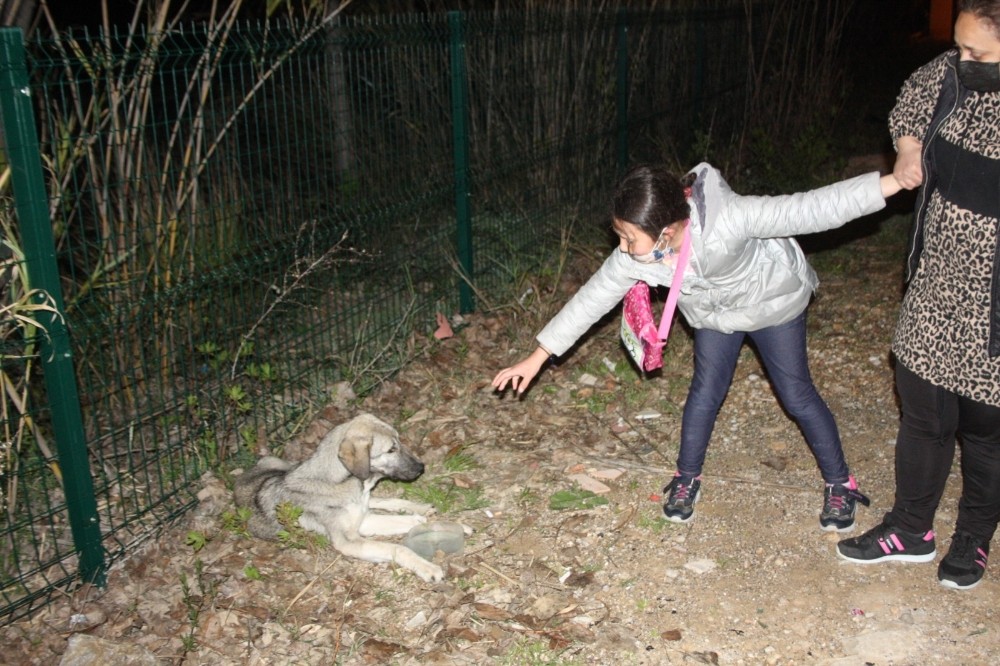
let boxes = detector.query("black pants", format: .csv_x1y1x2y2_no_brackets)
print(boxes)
891,363,1000,541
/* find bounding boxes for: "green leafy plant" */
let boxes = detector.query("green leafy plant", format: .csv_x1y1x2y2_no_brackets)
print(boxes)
225,385,251,413
185,531,209,552
221,506,252,538
178,558,217,657
275,502,328,550
548,488,610,511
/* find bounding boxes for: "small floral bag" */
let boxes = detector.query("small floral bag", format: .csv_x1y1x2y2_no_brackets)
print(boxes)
620,230,691,372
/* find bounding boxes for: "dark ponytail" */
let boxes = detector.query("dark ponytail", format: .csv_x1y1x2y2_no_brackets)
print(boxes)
611,165,691,240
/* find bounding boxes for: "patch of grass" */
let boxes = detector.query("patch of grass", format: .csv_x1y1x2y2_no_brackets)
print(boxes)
636,510,671,534
402,477,489,514
455,575,486,592
578,389,615,415
374,589,396,604
497,638,584,666
517,487,540,506
442,448,478,473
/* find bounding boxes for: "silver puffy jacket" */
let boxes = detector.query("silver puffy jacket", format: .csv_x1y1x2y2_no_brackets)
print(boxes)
537,163,886,356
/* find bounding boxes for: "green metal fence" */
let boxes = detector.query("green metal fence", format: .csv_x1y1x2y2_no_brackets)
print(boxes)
0,7,757,623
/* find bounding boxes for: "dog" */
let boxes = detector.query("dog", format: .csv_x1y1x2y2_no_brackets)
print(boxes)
233,413,446,582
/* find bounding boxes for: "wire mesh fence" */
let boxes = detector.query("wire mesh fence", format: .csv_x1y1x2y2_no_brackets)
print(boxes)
0,5,760,623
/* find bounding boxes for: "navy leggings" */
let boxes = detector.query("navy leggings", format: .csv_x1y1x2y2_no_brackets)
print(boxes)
890,363,1000,540
676,311,850,483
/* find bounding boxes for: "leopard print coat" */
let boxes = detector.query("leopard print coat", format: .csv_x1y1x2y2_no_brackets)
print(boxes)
889,50,1000,406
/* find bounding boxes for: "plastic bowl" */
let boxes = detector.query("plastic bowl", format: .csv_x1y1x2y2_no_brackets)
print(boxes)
403,521,465,561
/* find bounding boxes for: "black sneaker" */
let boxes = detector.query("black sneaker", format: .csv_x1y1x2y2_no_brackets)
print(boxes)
938,532,990,590
837,515,936,563
820,475,871,532
662,474,701,523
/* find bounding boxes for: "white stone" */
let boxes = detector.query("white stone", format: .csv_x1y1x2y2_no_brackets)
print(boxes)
684,558,717,575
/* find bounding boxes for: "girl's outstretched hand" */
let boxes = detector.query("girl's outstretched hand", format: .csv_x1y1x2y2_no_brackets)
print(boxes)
893,136,923,190
880,173,903,198
492,346,552,395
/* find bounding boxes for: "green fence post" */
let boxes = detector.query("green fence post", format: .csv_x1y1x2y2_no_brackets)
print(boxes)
615,9,629,174
449,11,474,314
693,15,706,134
0,28,106,586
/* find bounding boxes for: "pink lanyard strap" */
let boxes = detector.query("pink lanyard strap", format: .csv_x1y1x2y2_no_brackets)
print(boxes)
656,228,691,341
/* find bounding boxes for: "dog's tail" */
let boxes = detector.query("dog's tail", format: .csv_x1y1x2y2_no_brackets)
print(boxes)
232,457,291,507
254,456,292,472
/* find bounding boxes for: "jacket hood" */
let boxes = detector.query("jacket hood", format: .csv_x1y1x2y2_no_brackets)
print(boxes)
686,162,731,240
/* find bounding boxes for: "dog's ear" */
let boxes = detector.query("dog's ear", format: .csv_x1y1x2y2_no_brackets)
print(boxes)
338,431,372,479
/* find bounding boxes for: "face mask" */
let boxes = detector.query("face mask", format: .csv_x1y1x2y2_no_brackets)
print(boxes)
957,59,1000,93
630,231,675,264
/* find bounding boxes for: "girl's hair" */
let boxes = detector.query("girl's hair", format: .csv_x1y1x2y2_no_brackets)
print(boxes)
959,0,1000,35
611,164,692,239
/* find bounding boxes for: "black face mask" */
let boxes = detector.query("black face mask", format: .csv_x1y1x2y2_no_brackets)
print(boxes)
957,59,1000,93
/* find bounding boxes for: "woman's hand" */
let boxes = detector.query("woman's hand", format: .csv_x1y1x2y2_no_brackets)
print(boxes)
492,346,552,395
893,136,924,189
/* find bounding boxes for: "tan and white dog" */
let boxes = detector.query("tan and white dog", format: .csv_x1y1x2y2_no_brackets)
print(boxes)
234,413,446,582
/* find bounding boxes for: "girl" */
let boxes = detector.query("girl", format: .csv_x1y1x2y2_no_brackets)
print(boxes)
493,163,901,530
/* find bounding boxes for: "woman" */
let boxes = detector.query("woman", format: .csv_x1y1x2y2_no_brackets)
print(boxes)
837,0,1000,591
493,163,900,531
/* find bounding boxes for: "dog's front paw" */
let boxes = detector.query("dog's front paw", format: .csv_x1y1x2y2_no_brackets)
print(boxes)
414,560,445,583
410,501,436,516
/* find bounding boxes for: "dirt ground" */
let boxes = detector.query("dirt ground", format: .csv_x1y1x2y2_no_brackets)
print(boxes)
4,209,997,665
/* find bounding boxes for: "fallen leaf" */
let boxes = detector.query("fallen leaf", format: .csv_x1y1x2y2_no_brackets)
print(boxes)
433,312,454,339
361,638,404,660
760,456,788,472
472,603,512,621
661,628,682,641
563,571,595,588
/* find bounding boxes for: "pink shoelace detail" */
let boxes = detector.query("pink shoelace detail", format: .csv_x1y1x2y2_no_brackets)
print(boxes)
826,494,847,510
673,482,692,500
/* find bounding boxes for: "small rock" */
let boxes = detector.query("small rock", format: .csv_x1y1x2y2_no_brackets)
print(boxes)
329,381,356,408
684,558,717,575
566,474,611,494
59,634,158,666
610,418,631,433
588,468,625,481
404,610,428,631
634,410,661,421
578,373,599,387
